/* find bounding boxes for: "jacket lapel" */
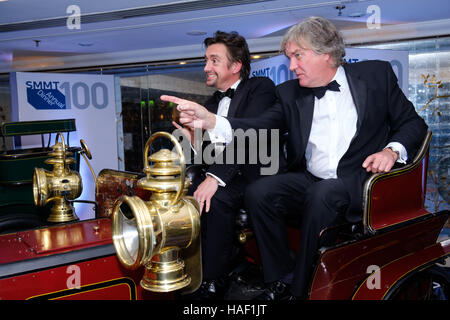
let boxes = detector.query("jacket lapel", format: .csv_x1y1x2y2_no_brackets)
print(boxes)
205,97,219,114
296,88,315,154
344,64,367,135
226,80,245,118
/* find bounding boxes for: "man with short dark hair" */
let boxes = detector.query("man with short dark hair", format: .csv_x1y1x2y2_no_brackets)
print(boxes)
173,31,276,299
163,17,427,299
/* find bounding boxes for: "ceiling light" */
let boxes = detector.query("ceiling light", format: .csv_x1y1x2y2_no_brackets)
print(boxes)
251,55,262,59
186,30,207,36
348,12,367,18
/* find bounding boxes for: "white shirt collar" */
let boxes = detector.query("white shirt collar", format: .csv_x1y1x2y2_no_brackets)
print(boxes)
231,78,241,90
331,66,348,91
220,79,241,92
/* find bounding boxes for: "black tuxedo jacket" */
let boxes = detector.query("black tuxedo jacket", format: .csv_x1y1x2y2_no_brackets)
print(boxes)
229,60,428,222
202,76,276,185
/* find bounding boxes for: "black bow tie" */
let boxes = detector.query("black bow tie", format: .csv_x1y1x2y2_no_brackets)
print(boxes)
311,80,340,99
214,88,235,103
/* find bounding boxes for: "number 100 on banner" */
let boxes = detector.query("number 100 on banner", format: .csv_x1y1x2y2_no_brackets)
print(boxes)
25,80,109,110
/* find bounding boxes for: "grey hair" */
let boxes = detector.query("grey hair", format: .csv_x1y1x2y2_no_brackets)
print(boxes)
280,16,346,67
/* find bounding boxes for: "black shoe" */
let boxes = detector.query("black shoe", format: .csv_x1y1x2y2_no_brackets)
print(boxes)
180,278,228,300
254,280,296,301
225,263,265,300
225,274,265,300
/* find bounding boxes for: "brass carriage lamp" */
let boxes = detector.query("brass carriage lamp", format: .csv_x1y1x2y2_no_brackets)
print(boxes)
33,133,93,223
112,131,201,293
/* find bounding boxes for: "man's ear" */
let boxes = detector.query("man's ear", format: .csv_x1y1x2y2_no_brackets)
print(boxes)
323,53,334,67
232,61,243,75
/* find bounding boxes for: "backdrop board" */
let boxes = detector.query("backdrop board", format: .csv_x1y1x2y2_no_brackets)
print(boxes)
250,47,409,94
10,72,119,220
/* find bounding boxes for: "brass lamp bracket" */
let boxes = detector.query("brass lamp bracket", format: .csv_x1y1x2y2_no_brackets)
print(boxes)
112,131,201,293
33,133,89,223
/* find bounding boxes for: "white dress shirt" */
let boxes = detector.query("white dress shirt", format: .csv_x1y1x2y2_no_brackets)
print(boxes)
208,79,241,144
306,66,357,179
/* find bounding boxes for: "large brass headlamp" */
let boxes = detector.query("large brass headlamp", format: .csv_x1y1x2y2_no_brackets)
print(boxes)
33,133,93,223
112,131,201,293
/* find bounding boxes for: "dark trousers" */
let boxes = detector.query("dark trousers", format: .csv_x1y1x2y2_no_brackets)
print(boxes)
189,172,247,280
244,170,351,297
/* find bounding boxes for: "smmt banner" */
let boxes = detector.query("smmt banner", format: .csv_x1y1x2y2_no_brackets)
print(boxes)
10,72,119,220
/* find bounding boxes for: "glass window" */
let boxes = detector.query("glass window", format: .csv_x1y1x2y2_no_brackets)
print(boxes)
119,63,215,172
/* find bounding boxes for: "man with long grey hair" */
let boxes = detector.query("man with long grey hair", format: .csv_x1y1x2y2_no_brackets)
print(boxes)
161,16,427,299
280,16,346,69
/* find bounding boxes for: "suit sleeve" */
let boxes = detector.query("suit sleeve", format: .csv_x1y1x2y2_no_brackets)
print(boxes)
206,78,278,184
228,87,287,131
385,62,428,159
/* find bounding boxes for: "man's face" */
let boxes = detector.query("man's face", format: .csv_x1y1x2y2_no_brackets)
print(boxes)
204,43,240,91
284,40,333,88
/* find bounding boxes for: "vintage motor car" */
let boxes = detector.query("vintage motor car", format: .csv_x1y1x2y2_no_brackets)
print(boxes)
0,119,448,300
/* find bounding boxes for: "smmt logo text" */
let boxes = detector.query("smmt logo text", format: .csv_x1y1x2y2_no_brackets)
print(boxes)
26,81,60,90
